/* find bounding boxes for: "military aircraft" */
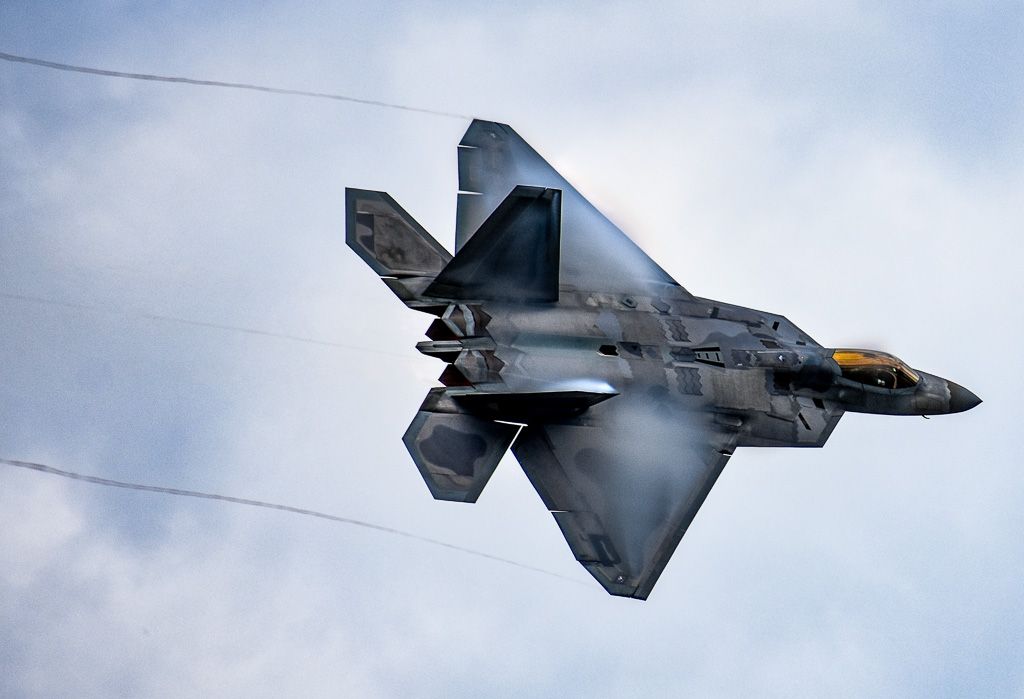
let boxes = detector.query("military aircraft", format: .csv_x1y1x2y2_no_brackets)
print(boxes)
346,119,981,600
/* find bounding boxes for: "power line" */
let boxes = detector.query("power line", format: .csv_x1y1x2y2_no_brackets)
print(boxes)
0,50,474,120
1,457,586,586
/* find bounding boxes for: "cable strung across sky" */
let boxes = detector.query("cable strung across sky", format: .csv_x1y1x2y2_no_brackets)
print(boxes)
0,457,585,586
0,50,474,120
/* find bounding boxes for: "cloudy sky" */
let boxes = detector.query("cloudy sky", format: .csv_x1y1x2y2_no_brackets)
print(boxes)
1,2,1022,696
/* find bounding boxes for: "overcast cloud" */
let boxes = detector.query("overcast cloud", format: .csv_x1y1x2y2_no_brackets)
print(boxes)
2,2,1022,697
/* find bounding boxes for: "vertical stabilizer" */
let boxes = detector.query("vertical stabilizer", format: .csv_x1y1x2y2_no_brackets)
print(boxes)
425,186,561,303
346,188,452,311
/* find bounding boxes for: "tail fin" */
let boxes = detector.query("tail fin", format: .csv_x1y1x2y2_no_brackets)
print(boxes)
345,188,452,311
425,186,561,303
403,388,519,503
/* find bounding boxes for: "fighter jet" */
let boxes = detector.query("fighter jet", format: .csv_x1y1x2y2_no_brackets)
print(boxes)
346,120,981,600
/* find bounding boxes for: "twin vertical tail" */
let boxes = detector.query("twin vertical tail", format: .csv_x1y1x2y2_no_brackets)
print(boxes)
346,186,561,308
344,189,454,314
345,185,566,503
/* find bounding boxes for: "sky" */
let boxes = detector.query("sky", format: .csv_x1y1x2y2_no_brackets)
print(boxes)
1,2,1023,697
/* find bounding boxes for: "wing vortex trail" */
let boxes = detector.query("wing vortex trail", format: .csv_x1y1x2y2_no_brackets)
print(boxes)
0,457,585,586
0,50,474,120
0,290,415,360
0,50,567,583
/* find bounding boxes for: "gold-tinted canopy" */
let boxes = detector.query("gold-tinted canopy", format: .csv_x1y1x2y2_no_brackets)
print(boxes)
832,349,920,388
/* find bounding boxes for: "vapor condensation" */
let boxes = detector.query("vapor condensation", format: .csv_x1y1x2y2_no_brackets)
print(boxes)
0,457,586,586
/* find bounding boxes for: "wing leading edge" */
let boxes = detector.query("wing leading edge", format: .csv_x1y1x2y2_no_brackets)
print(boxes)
456,120,688,297
511,394,737,599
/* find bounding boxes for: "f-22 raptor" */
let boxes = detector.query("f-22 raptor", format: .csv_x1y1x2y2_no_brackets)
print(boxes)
346,120,981,599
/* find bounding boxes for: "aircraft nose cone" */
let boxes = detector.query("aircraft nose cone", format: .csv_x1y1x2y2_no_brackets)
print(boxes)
947,382,982,413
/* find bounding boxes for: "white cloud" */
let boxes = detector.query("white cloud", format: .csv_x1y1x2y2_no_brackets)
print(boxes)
1,2,1022,697
0,471,84,588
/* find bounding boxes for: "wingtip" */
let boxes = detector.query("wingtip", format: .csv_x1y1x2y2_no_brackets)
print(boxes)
461,118,515,146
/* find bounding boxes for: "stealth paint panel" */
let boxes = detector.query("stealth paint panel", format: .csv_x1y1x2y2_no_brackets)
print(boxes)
345,119,979,600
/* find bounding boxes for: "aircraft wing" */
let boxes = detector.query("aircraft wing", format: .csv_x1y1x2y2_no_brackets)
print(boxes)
456,120,688,297
511,394,737,599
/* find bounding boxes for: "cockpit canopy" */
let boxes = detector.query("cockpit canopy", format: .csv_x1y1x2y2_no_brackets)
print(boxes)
832,349,920,390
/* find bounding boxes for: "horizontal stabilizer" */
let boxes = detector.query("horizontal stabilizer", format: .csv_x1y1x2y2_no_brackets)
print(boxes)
403,389,519,503
453,388,617,424
425,186,561,303
346,188,452,278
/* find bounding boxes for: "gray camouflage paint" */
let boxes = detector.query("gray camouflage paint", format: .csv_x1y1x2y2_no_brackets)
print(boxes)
346,120,981,599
